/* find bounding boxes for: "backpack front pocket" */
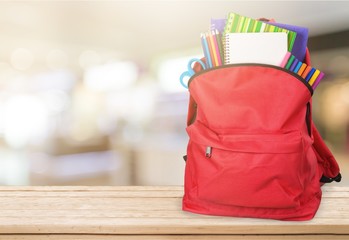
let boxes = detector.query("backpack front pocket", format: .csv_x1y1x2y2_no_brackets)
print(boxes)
187,121,307,209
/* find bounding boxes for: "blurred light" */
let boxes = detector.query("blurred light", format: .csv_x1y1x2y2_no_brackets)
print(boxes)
340,81,349,105
128,84,156,121
329,55,349,75
0,152,29,185
33,70,76,92
0,104,4,135
10,48,34,71
69,86,102,142
79,50,101,69
46,49,68,69
158,55,200,92
84,61,137,91
3,95,49,148
322,84,349,129
0,62,16,84
71,127,95,142
5,5,40,27
41,90,70,113
122,123,143,143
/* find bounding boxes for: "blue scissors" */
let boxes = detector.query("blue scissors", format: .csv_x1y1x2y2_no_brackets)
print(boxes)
180,58,206,89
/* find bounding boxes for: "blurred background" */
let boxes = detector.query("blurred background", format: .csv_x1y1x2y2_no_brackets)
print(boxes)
0,1,348,186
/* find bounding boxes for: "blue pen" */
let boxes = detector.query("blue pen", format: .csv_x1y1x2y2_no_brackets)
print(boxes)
289,59,299,72
201,33,213,68
305,68,316,82
293,61,303,73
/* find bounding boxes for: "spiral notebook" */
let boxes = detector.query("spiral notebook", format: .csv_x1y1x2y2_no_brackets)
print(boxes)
224,32,288,66
224,12,297,52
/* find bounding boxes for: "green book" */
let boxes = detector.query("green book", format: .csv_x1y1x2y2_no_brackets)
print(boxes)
224,12,297,52
247,19,256,32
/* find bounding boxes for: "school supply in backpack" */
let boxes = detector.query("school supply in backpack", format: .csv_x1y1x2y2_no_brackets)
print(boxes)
224,32,288,66
280,52,325,89
179,58,206,89
200,30,224,69
212,14,307,61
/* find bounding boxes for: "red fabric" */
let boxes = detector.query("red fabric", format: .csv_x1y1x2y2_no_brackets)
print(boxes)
183,63,340,220
186,60,205,126
305,49,340,179
312,124,340,179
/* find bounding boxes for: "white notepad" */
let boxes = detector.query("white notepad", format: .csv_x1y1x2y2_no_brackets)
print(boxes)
224,32,288,66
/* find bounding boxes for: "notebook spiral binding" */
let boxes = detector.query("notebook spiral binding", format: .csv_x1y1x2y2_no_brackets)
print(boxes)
223,34,230,64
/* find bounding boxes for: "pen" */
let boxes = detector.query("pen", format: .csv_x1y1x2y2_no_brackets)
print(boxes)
312,72,325,89
297,63,307,76
215,29,224,64
206,33,216,67
280,52,291,68
293,61,303,73
301,66,312,79
208,32,219,66
308,69,321,85
305,68,316,82
212,30,222,66
201,33,213,68
289,59,299,72
285,55,295,70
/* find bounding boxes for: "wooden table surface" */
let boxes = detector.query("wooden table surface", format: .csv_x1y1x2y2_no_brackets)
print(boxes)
0,186,348,239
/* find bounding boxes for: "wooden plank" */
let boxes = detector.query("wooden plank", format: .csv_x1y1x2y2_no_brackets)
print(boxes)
0,235,349,240
0,209,347,219
0,217,349,235
0,186,184,198
0,197,182,210
0,197,347,216
0,198,348,219
0,186,348,236
0,191,182,198
0,186,346,198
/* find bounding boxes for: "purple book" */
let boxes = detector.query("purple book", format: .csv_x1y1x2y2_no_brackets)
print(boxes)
265,22,309,62
211,18,226,32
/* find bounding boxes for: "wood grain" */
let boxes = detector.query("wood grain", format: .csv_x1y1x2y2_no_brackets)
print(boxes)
0,186,347,238
0,235,349,240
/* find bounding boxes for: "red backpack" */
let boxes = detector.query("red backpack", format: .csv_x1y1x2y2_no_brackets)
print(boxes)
182,50,341,220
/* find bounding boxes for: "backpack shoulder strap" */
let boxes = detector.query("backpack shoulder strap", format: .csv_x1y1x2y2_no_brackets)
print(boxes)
305,49,341,183
186,59,206,126
312,123,341,183
187,95,197,126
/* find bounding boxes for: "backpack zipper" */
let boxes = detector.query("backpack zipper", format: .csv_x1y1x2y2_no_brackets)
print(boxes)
187,63,313,96
205,146,212,158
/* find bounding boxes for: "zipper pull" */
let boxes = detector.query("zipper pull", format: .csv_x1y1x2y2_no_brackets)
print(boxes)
205,146,212,158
